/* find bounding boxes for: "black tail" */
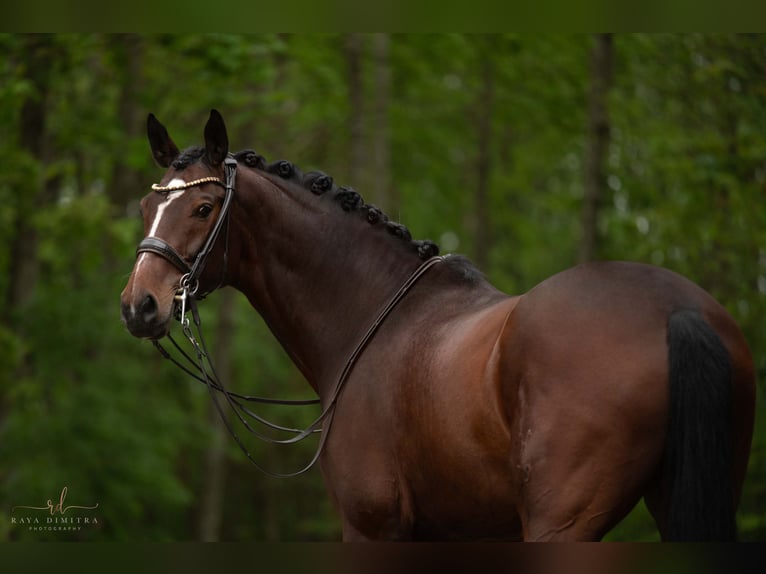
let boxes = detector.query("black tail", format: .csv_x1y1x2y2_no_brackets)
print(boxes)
664,308,736,541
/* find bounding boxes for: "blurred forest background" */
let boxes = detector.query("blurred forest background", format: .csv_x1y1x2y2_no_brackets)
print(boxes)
0,33,764,541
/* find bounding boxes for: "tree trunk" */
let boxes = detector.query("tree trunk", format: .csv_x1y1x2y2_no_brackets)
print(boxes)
108,34,145,214
266,33,291,158
6,35,57,324
197,288,236,541
474,40,495,271
346,34,366,191
579,33,614,263
370,33,393,212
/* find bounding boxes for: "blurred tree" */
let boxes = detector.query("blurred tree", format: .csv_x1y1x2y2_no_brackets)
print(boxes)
346,33,365,192
108,34,146,214
7,35,57,322
197,290,235,542
473,35,497,271
371,33,393,212
579,33,613,263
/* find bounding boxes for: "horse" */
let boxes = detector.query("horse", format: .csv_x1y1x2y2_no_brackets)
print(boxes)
120,109,755,541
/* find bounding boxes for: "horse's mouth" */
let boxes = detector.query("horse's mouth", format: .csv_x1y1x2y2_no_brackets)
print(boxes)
125,320,170,341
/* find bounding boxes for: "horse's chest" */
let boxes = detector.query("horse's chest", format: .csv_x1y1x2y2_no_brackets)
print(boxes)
324,423,521,540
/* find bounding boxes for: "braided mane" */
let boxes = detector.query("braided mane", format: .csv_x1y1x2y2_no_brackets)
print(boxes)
231,148,441,260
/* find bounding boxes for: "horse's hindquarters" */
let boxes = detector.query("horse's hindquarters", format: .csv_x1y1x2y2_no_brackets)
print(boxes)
501,262,754,541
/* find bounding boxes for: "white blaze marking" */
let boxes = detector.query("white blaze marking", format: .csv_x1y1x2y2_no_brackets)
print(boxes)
148,179,187,237
131,178,187,304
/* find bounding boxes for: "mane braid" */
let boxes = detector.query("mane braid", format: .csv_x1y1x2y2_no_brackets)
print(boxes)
276,154,440,260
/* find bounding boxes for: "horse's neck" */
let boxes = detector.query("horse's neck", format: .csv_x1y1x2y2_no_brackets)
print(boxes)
228,170,427,396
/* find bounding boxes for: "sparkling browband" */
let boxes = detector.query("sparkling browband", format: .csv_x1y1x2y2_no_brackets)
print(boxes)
151,176,224,192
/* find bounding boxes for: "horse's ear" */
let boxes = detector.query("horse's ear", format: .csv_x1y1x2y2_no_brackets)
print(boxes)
147,113,180,168
204,109,229,166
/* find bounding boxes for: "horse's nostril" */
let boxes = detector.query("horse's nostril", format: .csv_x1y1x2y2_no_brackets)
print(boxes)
120,300,131,325
139,294,158,323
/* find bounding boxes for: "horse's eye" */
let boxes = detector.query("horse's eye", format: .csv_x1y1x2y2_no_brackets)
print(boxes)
196,204,213,219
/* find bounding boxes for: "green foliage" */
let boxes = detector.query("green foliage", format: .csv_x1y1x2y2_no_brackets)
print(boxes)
1,33,764,542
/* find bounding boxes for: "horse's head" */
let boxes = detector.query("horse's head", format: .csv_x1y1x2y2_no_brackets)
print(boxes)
120,110,231,339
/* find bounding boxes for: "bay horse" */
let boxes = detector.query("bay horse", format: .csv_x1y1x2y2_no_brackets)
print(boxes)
120,110,755,541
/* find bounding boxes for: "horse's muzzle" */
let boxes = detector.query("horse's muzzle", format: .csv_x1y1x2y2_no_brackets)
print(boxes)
120,292,170,340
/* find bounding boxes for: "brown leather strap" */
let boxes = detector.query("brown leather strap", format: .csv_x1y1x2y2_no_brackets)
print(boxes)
136,237,191,273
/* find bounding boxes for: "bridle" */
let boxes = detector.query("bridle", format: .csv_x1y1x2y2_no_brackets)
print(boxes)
133,155,448,477
137,155,238,299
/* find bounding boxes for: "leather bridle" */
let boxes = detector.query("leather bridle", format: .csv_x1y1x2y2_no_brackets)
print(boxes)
133,155,448,477
136,155,238,299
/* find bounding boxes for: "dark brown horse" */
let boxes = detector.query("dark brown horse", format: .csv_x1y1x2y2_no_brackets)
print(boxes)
120,110,755,541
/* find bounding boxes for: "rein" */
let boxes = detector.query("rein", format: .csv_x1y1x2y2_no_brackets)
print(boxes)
157,254,446,477
139,157,447,477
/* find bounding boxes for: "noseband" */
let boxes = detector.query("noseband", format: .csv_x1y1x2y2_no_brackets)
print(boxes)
136,155,238,298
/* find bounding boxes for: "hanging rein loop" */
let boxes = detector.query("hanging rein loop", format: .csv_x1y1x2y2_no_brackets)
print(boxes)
156,253,447,478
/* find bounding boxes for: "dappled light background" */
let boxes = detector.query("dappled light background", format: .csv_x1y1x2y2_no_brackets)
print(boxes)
0,34,764,541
